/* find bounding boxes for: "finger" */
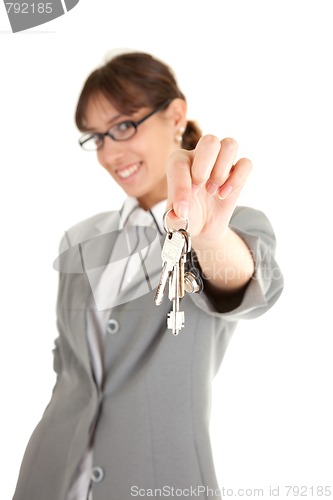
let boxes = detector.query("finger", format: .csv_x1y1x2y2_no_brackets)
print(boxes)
167,150,193,221
217,157,252,199
205,137,238,195
191,135,222,190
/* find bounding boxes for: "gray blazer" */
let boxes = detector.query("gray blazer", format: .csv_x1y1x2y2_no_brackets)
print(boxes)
13,206,283,500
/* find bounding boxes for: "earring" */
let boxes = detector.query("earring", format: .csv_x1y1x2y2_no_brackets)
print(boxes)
175,126,185,144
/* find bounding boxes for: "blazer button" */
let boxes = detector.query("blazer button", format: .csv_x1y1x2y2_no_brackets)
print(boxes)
91,465,105,483
106,318,120,335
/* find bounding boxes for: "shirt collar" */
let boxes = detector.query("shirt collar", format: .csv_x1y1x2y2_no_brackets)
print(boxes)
119,196,167,235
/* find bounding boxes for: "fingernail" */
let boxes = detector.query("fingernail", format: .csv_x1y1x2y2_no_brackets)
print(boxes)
218,185,233,199
206,182,219,195
177,201,189,220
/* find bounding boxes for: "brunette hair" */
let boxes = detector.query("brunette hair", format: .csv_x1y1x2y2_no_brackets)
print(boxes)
75,51,201,150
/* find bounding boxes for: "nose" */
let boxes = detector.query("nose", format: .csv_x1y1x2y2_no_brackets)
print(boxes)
99,136,126,164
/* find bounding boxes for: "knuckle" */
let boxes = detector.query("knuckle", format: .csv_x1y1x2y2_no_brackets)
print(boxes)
168,153,190,176
221,137,238,152
173,158,190,171
210,174,227,186
201,134,221,148
194,174,208,187
192,164,210,186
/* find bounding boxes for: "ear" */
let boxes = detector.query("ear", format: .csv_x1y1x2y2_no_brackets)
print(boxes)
167,98,187,130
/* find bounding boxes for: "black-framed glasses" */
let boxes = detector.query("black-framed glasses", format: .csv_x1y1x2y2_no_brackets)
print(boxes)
79,98,172,151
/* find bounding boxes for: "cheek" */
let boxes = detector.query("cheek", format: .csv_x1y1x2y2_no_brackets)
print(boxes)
149,129,175,160
97,151,107,168
151,139,176,170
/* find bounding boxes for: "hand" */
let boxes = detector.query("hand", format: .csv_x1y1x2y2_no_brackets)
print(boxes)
166,135,252,241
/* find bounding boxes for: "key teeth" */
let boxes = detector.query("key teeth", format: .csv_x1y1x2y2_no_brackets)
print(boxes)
167,311,185,335
154,285,164,306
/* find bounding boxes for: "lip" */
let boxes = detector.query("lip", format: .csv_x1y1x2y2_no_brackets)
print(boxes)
115,162,142,182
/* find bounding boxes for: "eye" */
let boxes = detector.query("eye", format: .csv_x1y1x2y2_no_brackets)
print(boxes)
115,120,134,133
80,132,103,151
93,134,103,147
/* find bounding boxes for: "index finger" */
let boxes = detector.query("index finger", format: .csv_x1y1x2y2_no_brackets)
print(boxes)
166,149,194,221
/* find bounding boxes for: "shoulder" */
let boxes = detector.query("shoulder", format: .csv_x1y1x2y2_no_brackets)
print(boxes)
231,205,272,229
230,206,277,247
59,210,121,251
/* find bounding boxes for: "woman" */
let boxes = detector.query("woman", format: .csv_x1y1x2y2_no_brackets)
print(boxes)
13,51,283,500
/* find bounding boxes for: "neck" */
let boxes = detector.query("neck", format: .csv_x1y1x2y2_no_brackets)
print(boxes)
137,195,165,211
136,181,168,210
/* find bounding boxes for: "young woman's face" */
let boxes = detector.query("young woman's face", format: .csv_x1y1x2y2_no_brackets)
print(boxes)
84,93,186,210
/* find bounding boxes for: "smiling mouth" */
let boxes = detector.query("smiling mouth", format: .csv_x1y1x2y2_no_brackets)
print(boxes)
116,163,141,180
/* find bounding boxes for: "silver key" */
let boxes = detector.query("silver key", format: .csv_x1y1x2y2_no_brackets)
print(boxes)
182,230,204,295
154,230,186,306
178,252,186,298
167,258,185,335
177,229,191,299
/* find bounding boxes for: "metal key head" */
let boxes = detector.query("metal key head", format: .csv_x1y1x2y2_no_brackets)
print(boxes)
154,231,186,306
161,230,186,265
172,228,191,300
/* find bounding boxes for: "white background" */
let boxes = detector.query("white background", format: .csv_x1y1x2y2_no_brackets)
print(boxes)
1,1,332,498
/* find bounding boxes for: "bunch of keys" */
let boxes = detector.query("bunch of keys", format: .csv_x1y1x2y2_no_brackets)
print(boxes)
154,208,203,335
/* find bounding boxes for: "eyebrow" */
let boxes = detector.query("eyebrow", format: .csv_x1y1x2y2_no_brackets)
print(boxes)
106,113,125,126
85,112,126,132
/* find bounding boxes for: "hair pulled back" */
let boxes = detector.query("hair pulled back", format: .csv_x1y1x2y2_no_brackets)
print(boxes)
75,52,201,150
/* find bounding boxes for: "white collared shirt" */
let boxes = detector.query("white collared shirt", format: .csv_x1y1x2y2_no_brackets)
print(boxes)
67,197,166,500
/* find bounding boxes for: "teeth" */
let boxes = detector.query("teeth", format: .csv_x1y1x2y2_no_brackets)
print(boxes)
117,164,140,179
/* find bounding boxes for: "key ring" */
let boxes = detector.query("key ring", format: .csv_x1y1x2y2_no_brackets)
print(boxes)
162,208,189,234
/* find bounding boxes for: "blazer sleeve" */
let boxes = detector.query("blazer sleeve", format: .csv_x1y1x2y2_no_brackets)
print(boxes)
188,206,284,320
